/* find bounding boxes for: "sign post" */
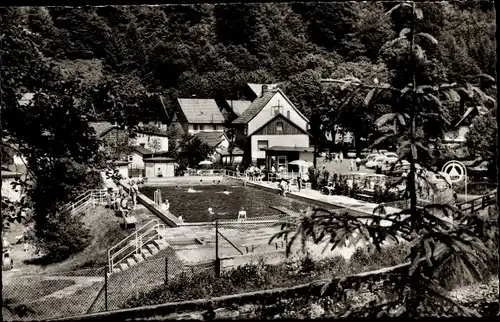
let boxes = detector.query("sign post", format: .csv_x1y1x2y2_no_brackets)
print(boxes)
442,160,468,200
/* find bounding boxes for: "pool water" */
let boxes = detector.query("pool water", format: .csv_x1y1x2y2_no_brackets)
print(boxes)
140,184,315,222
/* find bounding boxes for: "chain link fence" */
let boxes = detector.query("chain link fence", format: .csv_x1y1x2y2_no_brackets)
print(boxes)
2,266,105,321
2,249,216,320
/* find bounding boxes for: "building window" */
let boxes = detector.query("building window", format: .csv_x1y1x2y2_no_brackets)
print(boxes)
193,124,199,131
286,110,290,119
278,156,287,169
212,124,217,131
244,126,248,135
129,156,133,161
200,124,205,131
271,106,283,116
271,100,283,116
257,140,268,150
276,122,283,133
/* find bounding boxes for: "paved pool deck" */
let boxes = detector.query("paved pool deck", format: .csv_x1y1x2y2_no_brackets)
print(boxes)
243,180,403,217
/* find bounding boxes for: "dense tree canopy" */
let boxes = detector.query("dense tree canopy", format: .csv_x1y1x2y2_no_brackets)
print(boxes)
1,3,496,224
12,3,494,119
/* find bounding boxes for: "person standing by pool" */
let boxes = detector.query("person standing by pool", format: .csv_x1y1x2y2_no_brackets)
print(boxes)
340,152,344,163
349,159,354,171
355,157,361,171
237,207,247,222
130,180,139,207
161,199,170,212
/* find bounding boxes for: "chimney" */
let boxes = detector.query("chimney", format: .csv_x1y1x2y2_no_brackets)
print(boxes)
261,85,268,97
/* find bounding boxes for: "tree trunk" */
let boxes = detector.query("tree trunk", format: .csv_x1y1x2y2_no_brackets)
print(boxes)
409,2,418,232
313,144,318,169
354,132,362,157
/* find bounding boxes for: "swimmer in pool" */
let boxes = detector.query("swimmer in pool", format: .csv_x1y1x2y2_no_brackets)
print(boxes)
217,188,232,195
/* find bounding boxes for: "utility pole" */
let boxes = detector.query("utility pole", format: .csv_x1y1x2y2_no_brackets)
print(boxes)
215,220,220,278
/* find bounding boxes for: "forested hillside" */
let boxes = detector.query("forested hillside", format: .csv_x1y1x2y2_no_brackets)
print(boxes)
11,2,495,119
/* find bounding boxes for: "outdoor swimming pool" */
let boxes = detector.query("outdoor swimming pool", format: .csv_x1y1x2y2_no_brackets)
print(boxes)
141,184,315,222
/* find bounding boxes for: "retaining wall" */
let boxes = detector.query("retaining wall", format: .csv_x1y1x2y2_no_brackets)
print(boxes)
119,181,180,227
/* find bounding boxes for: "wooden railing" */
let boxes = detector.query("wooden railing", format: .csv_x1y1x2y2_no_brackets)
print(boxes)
456,191,497,214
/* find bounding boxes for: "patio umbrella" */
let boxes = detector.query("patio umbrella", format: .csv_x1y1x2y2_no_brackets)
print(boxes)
289,160,314,174
289,160,314,168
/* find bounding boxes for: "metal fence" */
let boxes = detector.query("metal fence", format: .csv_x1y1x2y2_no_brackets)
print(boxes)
2,217,289,321
2,250,212,321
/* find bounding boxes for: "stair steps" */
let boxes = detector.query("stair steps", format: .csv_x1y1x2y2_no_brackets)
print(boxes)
146,244,159,255
126,257,137,268
133,253,145,264
119,263,128,271
141,249,153,259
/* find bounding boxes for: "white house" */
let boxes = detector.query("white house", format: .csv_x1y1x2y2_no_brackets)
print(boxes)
1,170,23,202
128,146,154,169
231,85,312,166
131,129,169,153
170,99,226,134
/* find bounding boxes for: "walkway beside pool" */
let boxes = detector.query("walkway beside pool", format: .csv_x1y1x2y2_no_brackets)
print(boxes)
243,180,403,218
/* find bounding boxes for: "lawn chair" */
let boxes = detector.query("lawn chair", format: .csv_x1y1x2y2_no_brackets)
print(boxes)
289,177,299,192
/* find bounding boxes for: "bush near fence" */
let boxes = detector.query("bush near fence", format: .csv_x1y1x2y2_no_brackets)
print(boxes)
122,243,411,309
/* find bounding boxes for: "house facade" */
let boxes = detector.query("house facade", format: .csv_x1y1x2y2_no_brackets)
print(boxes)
131,130,169,153
170,99,226,134
144,157,176,178
1,170,23,202
137,120,168,132
128,146,154,177
231,85,311,166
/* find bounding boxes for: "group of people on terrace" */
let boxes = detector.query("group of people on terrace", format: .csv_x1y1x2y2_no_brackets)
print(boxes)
105,180,139,217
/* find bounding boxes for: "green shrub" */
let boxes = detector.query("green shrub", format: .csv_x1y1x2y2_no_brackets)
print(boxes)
28,210,91,264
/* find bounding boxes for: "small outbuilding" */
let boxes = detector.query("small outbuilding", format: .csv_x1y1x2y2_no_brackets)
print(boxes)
144,157,176,178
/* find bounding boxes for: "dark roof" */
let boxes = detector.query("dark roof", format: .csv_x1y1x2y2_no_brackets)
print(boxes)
232,89,277,124
135,129,169,137
89,122,116,137
249,113,312,137
262,146,314,152
232,88,309,125
133,146,153,155
143,157,176,162
225,100,252,116
194,132,228,148
247,83,279,98
218,147,244,156
177,99,225,124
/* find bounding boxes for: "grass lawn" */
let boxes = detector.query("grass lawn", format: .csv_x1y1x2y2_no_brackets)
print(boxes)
3,280,104,321
11,206,134,275
3,278,76,303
